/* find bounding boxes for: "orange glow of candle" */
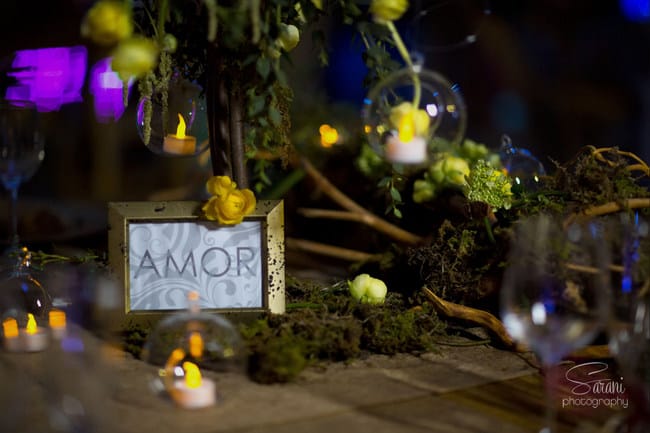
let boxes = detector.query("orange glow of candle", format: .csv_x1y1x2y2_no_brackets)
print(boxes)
2,318,18,338
26,313,38,335
398,112,415,143
183,361,202,389
189,332,204,358
49,309,66,330
319,124,339,147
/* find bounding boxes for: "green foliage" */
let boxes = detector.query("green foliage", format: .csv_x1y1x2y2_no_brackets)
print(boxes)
465,160,513,211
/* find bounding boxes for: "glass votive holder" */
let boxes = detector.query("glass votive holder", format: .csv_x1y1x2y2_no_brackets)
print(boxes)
141,292,246,409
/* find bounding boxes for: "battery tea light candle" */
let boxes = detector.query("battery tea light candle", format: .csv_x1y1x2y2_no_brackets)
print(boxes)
170,361,216,409
22,313,49,352
163,113,196,155
385,111,427,164
49,309,67,339
2,318,21,352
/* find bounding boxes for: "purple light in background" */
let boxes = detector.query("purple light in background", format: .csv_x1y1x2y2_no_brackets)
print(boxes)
6,46,87,112
89,57,133,123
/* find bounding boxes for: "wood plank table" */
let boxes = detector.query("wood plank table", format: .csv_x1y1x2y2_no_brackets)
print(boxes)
0,328,627,433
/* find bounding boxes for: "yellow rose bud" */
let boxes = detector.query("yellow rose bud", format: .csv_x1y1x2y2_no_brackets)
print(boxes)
81,0,133,46
111,37,158,81
206,175,237,198
369,0,409,23
202,189,256,225
389,102,430,136
348,274,388,304
278,24,300,52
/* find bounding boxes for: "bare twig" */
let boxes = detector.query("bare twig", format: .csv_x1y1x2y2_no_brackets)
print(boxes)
564,198,650,227
286,237,381,262
421,287,524,352
300,157,424,245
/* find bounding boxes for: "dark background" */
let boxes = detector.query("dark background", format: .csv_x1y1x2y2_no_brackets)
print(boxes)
0,0,649,202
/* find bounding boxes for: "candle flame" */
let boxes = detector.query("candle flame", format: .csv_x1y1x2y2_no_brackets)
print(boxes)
183,361,202,389
49,309,66,329
189,332,204,358
26,313,37,335
2,318,18,338
175,113,187,138
398,112,415,143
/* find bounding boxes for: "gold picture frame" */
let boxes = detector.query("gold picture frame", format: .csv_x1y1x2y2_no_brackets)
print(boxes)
107,200,284,329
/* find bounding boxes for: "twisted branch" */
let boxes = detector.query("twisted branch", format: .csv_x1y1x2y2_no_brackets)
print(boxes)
300,157,424,245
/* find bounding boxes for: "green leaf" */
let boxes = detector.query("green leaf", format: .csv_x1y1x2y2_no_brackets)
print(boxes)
268,106,282,126
390,187,402,202
256,57,271,79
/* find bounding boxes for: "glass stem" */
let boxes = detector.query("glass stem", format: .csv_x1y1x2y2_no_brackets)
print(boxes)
7,185,19,249
542,363,558,433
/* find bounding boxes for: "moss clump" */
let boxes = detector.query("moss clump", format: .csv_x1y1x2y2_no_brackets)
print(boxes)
241,279,446,384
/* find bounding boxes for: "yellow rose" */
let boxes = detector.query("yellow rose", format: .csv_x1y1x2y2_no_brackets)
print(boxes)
369,0,409,23
206,175,237,198
202,189,256,225
389,102,430,136
81,0,133,46
111,37,159,81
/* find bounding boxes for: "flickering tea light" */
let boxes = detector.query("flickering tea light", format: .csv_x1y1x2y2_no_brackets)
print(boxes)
385,111,426,164
170,361,216,409
49,309,67,339
2,318,21,352
22,313,49,352
163,113,196,155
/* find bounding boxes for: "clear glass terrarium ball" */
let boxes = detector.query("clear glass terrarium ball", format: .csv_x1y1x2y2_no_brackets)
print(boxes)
141,294,245,408
136,76,208,157
362,66,467,167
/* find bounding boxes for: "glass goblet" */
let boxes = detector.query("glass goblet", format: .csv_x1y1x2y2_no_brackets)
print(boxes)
0,100,44,267
501,213,611,433
604,212,650,432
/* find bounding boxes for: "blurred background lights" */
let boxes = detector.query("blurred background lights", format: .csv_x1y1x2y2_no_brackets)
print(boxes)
5,46,87,112
89,57,133,123
620,0,650,22
319,124,339,147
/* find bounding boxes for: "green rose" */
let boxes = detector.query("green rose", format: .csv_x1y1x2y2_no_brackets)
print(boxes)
278,24,300,52
348,274,388,304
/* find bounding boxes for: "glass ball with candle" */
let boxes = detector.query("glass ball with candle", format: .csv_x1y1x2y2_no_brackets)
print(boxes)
362,67,467,170
0,251,52,351
136,75,208,157
141,291,246,409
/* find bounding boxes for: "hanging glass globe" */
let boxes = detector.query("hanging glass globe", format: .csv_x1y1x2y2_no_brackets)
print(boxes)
499,135,546,193
0,249,52,352
362,66,467,168
141,292,246,409
136,75,208,157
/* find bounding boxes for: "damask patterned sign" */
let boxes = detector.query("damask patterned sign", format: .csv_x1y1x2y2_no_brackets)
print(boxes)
129,221,263,310
108,201,285,327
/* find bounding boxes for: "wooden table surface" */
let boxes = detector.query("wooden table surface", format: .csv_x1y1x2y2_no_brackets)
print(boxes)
0,326,629,433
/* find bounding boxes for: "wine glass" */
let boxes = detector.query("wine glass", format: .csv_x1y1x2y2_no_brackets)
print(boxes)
603,212,650,432
501,213,611,433
0,100,44,269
